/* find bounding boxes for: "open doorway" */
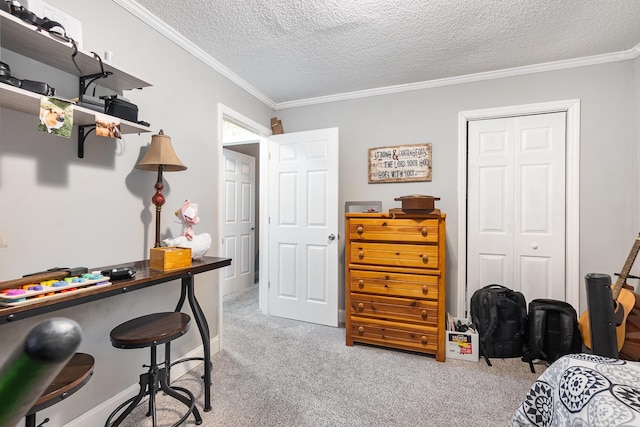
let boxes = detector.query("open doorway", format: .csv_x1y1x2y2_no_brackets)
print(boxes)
217,104,271,349
222,121,260,293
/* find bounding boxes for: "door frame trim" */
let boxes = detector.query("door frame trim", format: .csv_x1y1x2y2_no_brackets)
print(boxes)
217,104,271,350
457,99,581,316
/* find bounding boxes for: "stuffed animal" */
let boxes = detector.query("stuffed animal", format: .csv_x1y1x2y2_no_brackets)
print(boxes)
163,200,212,260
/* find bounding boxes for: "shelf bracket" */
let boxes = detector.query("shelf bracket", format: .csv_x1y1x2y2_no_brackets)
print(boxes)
78,125,96,158
79,71,112,97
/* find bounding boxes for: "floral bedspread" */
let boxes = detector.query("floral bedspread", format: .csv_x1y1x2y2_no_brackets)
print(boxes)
511,353,640,426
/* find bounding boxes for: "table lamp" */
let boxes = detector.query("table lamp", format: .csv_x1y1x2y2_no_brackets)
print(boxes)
135,130,187,248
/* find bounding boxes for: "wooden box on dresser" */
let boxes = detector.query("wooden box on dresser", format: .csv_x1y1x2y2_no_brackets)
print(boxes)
345,212,446,361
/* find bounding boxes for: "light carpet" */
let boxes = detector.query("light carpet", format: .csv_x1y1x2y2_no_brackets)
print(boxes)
119,285,545,426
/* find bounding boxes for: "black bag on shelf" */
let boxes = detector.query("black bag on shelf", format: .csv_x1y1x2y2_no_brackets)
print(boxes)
0,75,22,88
0,61,55,95
103,95,138,122
470,284,528,366
20,79,55,96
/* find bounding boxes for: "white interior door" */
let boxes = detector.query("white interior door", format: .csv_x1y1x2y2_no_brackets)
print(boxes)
268,128,339,327
223,148,255,296
467,112,566,306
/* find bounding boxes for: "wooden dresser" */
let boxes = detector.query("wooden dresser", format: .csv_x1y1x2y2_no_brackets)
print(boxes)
345,212,446,361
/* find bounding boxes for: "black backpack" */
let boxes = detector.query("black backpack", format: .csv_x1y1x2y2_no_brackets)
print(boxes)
522,299,582,373
470,284,528,366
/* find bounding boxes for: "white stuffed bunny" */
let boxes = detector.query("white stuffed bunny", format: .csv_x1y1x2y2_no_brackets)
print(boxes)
163,200,212,260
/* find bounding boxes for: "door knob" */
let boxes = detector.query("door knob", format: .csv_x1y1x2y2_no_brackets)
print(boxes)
532,243,538,250
328,234,336,241
250,226,256,231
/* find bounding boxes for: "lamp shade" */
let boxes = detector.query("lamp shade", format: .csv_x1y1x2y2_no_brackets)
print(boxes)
135,130,187,172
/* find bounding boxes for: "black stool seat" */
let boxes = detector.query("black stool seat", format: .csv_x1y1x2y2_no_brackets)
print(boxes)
25,353,94,427
110,312,190,349
106,312,202,427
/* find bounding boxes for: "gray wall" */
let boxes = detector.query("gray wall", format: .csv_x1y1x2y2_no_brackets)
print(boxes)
1,1,639,424
277,61,639,315
0,0,273,425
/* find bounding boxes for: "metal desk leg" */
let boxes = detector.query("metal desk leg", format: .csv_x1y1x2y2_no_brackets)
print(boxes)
184,275,212,412
175,283,187,312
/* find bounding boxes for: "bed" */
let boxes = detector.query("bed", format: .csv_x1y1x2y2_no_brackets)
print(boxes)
511,353,640,426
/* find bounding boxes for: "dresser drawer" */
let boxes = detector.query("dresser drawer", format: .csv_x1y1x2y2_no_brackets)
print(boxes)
349,316,439,353
348,218,439,243
350,293,438,326
349,270,439,299
350,242,439,269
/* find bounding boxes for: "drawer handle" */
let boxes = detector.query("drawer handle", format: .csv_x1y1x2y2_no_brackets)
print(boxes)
382,222,387,226
421,309,428,319
358,326,365,335
421,255,428,263
359,250,364,259
358,279,364,288
357,226,363,234
357,303,364,311
422,285,428,294
421,227,427,236
421,336,428,345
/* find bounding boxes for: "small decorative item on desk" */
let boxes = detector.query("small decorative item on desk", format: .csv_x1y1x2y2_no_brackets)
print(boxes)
391,194,441,215
150,246,192,271
162,200,212,260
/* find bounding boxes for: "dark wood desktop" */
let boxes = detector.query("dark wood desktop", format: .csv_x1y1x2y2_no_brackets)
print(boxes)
0,256,232,411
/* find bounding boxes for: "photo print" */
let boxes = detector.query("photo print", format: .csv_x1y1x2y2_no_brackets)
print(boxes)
95,113,122,139
38,97,73,138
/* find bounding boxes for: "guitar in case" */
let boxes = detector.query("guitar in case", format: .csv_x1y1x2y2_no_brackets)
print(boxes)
578,233,640,361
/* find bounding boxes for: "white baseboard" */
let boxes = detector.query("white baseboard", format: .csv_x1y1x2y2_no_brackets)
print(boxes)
64,336,220,427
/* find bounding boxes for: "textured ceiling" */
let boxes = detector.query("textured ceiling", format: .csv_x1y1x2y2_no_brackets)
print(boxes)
134,0,640,105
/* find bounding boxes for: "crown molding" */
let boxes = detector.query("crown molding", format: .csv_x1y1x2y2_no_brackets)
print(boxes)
275,42,640,110
114,0,639,112
113,0,277,109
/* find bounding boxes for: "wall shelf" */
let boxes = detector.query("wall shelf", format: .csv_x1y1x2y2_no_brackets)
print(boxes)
0,10,152,91
0,9,153,158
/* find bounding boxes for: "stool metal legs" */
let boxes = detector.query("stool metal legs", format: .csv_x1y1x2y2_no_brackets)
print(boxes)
105,344,202,427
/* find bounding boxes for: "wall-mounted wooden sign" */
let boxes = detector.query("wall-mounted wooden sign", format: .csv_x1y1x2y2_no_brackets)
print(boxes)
368,143,432,183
